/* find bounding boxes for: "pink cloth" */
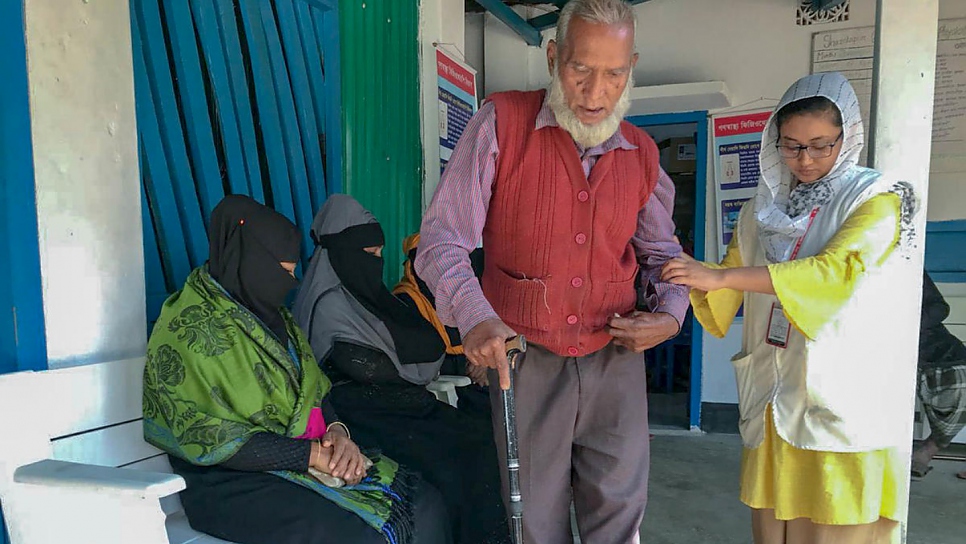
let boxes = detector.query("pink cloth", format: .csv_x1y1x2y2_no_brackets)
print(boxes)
296,407,327,440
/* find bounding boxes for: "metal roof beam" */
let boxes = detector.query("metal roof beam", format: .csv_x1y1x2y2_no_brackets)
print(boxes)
475,0,543,46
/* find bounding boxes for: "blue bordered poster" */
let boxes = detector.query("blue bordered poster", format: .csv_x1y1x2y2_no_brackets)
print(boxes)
437,48,478,175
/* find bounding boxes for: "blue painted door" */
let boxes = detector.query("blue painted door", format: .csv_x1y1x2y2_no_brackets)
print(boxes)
627,111,709,430
132,0,342,327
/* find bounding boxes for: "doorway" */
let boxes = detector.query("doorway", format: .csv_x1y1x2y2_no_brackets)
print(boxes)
628,111,708,431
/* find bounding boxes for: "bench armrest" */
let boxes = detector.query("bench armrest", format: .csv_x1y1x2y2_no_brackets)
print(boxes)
14,459,185,500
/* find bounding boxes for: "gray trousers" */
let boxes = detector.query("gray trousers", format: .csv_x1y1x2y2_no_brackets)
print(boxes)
489,342,650,544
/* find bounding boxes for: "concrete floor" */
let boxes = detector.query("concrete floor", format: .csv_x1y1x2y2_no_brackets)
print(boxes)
640,432,965,544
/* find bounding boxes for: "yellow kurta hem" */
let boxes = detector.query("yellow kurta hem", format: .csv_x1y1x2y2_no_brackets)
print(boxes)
740,408,907,525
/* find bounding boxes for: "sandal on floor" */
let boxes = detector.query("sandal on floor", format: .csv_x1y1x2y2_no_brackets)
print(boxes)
911,459,933,479
956,470,966,480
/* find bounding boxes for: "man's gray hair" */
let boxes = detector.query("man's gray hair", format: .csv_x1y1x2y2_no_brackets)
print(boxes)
555,0,636,49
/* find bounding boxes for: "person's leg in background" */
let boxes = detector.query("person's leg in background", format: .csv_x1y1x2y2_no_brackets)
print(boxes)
913,365,966,477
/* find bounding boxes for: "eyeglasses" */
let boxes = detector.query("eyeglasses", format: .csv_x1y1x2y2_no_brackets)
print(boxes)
775,132,843,159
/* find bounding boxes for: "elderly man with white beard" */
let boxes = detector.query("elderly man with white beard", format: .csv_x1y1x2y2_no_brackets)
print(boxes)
416,1,689,541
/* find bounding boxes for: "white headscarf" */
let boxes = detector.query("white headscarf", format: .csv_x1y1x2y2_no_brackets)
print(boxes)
753,72,865,262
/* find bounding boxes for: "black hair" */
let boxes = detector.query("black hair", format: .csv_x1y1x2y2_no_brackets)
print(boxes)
775,96,843,132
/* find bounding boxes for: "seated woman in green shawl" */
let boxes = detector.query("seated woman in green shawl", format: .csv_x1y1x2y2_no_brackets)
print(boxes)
143,195,450,544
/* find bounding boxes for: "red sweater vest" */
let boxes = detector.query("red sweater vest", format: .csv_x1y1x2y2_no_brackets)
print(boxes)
482,90,660,357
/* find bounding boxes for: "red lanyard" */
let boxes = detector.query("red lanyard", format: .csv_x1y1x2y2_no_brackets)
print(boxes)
789,207,820,261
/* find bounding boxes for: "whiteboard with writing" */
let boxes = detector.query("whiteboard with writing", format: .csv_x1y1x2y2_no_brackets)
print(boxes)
811,19,966,221
932,19,966,177
811,26,875,166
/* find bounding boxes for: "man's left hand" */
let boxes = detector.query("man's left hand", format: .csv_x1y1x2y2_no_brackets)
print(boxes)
606,311,679,353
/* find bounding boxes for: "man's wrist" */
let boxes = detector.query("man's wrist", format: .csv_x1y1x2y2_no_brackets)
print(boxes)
655,311,682,337
456,308,500,339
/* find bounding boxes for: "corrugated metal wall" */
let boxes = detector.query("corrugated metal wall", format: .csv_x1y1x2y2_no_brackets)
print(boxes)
338,0,423,283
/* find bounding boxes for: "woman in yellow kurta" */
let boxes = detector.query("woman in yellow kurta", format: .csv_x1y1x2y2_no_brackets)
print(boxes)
663,73,918,544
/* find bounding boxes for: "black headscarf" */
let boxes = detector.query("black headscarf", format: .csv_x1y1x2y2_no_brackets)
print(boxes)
208,195,301,341
316,221,445,365
919,271,966,369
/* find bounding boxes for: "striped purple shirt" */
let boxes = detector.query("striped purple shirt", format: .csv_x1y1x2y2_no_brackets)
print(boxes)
416,97,691,338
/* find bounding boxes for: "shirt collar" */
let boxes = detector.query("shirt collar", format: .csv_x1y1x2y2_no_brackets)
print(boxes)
535,94,638,155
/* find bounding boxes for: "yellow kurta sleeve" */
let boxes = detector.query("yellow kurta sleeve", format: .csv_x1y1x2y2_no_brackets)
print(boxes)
691,235,745,338
768,193,901,340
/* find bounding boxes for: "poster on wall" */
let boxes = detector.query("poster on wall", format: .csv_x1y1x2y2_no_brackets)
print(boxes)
711,110,771,257
436,48,478,175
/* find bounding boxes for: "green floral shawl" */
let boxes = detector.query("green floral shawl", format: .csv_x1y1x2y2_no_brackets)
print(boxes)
143,267,416,543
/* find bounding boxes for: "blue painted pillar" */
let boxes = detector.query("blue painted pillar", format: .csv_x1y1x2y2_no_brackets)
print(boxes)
0,2,47,376
0,0,46,535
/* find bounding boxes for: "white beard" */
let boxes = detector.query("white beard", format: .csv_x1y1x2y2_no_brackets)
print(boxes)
548,70,634,148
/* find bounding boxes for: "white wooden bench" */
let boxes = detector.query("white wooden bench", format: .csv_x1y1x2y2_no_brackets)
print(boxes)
0,357,226,544
915,281,966,444
0,357,471,544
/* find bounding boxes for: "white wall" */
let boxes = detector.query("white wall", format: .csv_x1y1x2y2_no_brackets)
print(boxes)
23,0,145,369
420,0,467,206
465,13,486,81
701,327,743,403
480,0,966,220
477,0,966,406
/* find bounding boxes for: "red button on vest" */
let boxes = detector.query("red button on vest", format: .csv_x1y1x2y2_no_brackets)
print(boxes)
567,314,578,325
567,346,579,356
577,190,589,202
571,277,583,288
575,233,587,245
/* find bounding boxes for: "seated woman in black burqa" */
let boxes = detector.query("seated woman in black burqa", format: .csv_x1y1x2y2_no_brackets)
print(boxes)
292,195,510,544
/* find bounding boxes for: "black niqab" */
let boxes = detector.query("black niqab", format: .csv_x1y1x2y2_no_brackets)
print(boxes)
208,195,300,341
317,222,444,364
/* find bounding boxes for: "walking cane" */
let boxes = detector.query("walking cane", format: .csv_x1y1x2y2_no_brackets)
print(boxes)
502,335,527,544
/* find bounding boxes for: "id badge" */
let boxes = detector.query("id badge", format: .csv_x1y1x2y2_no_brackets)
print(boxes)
766,303,791,349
